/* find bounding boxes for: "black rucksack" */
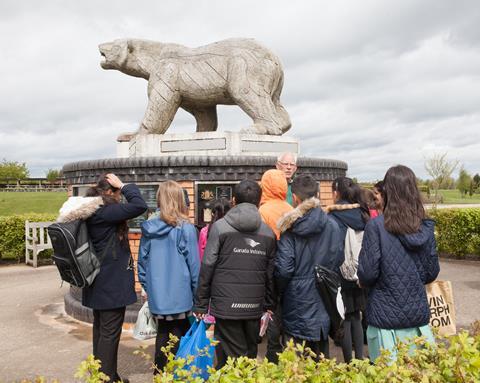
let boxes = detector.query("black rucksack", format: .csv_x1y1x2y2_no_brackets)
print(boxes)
48,220,113,288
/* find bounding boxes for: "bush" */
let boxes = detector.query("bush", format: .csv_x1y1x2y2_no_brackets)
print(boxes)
0,213,56,261
430,208,480,257
13,325,480,382
71,329,480,383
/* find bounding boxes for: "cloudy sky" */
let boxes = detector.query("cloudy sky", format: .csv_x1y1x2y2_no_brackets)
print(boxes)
1,0,479,180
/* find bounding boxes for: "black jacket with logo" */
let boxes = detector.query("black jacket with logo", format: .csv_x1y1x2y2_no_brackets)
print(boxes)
194,203,276,320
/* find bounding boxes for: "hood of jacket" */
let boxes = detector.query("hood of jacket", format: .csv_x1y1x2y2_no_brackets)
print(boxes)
326,202,365,231
224,202,262,232
278,197,328,236
260,169,287,203
398,219,435,250
141,216,177,239
57,196,103,223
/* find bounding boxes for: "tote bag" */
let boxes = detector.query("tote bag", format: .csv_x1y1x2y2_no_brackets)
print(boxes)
426,280,456,336
133,301,158,340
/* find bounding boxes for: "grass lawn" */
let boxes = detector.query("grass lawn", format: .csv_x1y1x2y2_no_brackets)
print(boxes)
437,189,480,204
0,192,67,216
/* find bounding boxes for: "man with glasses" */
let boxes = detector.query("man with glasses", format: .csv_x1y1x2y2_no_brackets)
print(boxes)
276,152,297,205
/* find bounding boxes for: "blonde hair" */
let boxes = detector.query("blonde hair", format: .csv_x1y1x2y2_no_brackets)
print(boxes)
156,181,189,226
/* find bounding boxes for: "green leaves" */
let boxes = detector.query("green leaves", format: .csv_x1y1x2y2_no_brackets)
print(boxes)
0,213,56,261
20,328,480,382
430,208,480,257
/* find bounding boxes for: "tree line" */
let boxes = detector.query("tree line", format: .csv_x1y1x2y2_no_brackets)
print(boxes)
0,159,61,184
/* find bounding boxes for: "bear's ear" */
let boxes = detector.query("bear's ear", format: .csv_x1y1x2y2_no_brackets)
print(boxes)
127,40,134,54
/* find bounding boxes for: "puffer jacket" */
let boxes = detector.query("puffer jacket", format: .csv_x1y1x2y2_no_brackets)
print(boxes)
259,169,293,239
194,203,276,320
137,217,200,315
358,215,440,329
57,184,148,310
275,198,343,341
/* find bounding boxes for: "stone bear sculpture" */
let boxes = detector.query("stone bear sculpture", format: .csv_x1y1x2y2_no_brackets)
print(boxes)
99,38,291,136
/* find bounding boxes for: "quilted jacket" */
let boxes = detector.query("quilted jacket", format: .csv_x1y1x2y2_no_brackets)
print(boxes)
358,215,440,329
275,198,343,341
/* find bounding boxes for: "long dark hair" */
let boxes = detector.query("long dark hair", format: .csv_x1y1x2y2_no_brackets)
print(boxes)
383,165,425,235
332,177,370,222
207,198,231,238
85,174,129,245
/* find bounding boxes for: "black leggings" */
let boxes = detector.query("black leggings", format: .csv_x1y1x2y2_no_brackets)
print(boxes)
154,318,190,373
341,311,364,363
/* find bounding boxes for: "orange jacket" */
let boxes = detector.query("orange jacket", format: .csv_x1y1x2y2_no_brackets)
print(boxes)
259,169,293,239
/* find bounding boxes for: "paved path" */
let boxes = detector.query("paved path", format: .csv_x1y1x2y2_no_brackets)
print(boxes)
0,260,479,382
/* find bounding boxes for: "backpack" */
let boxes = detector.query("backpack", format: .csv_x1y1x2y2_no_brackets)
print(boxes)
47,220,114,288
340,227,364,281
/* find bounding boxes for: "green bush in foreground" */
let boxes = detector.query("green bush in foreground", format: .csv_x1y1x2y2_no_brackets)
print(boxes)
430,208,480,257
72,327,480,383
0,213,56,261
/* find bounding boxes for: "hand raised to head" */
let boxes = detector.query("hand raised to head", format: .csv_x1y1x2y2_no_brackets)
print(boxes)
105,173,124,189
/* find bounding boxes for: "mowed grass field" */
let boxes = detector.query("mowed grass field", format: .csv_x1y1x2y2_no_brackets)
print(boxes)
437,189,480,204
0,192,68,216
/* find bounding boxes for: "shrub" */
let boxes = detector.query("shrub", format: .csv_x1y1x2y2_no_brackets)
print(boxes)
0,213,56,261
73,330,480,383
430,208,480,257
13,328,480,382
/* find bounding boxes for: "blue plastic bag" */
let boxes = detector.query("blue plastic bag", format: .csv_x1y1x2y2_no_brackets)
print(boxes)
176,320,215,380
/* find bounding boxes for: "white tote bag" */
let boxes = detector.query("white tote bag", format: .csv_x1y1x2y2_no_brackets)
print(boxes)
133,301,157,340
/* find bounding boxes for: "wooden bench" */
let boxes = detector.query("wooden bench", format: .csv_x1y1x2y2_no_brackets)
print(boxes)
25,221,53,268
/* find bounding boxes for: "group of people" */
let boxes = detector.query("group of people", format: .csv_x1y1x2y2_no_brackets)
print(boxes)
58,153,440,382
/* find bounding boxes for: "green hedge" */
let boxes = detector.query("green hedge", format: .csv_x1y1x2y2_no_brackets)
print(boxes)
0,209,479,262
430,208,480,257
0,214,56,261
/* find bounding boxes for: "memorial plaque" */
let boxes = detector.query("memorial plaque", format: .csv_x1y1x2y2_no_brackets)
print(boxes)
128,185,159,230
196,181,238,227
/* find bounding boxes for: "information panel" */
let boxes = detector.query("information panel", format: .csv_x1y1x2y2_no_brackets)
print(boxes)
196,181,238,227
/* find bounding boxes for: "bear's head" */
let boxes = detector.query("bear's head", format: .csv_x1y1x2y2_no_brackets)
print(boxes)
99,39,129,70
99,39,149,79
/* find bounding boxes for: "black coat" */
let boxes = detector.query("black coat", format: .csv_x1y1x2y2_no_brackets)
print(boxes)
194,203,277,320
83,184,148,310
358,215,440,329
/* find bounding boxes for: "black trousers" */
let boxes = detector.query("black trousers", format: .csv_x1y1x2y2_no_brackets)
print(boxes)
284,333,330,360
214,318,260,368
154,318,190,373
93,307,126,382
266,305,283,363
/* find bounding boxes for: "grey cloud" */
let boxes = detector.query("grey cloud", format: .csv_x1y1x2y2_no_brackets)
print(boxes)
1,1,480,179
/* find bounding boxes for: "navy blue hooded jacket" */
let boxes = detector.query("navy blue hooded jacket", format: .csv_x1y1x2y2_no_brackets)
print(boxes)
58,184,148,310
275,198,343,341
358,215,440,329
328,201,367,288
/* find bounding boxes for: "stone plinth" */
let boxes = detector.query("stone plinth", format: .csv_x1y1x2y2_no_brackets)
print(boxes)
117,132,299,158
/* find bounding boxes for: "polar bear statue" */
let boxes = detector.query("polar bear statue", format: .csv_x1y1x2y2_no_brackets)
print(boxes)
99,38,291,136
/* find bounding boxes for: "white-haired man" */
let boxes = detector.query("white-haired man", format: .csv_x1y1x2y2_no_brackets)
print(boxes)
276,152,297,205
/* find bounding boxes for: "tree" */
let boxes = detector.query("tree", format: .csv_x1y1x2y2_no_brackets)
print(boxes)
45,168,61,183
424,152,459,207
0,159,29,181
456,166,471,197
473,173,480,192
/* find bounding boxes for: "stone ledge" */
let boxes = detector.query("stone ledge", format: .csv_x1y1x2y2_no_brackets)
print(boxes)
63,155,348,185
